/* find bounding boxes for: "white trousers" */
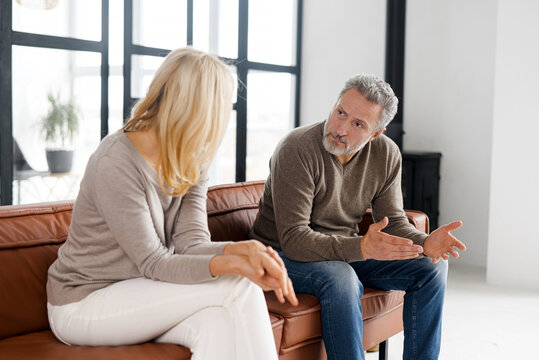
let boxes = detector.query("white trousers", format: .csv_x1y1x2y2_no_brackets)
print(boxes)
48,275,278,360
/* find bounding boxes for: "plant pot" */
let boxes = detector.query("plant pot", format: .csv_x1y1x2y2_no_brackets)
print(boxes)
46,149,74,174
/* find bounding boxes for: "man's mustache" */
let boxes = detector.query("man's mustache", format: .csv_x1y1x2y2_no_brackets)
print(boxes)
325,132,349,145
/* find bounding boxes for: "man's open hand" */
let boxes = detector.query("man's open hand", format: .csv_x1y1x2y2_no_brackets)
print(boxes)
423,221,466,263
360,217,423,260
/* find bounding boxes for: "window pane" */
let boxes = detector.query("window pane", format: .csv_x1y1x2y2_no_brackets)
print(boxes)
12,0,101,41
248,0,297,66
193,0,238,59
209,111,237,186
131,55,164,99
108,75,124,133
109,0,124,67
108,1,124,132
12,46,101,204
246,71,295,181
133,0,187,49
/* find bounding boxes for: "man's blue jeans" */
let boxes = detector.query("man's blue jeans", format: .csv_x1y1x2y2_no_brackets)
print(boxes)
279,253,448,360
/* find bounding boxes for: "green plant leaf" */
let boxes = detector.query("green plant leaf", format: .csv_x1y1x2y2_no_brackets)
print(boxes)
40,91,81,147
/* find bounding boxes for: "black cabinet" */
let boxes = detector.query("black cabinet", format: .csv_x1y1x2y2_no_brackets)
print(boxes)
401,152,441,230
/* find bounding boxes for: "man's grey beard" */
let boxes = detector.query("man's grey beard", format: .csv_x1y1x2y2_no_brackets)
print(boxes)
322,122,369,156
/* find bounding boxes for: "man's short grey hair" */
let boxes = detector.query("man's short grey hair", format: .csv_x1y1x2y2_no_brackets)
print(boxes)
339,74,398,131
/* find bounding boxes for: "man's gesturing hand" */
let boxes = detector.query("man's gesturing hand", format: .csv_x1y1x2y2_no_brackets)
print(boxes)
360,217,423,260
423,221,466,263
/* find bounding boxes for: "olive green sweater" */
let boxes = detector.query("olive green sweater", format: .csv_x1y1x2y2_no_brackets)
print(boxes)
251,121,427,262
47,130,229,306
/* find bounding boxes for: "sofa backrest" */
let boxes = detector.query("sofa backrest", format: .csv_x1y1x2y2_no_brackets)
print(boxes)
0,202,73,340
206,181,265,242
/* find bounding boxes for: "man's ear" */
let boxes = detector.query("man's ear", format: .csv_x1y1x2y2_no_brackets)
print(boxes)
369,127,386,142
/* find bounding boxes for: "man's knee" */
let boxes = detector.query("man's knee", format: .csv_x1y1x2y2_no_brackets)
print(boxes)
417,257,448,289
315,261,363,300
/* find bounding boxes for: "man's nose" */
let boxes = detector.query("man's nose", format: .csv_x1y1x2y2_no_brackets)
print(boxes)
335,121,348,136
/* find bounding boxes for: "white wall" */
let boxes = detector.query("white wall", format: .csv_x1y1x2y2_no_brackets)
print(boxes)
300,0,386,125
301,0,539,289
403,0,498,268
487,0,539,290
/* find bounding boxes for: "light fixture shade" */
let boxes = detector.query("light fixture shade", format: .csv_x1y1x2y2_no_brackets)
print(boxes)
15,0,59,10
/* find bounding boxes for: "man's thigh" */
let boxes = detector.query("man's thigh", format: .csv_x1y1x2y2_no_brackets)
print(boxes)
278,251,360,297
349,257,448,292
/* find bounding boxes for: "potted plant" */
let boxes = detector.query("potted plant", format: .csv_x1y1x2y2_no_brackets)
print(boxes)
40,92,80,173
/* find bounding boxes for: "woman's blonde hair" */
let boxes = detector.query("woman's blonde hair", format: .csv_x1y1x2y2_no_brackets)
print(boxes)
123,47,234,196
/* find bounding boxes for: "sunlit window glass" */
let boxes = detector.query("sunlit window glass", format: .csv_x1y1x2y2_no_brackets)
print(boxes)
132,0,187,50
248,0,297,66
246,71,295,181
209,111,237,186
131,55,164,99
193,0,239,59
12,0,101,41
12,46,101,204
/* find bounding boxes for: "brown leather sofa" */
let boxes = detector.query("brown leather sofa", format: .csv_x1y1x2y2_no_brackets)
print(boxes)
0,180,429,360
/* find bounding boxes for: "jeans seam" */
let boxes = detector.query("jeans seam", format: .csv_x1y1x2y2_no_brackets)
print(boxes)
287,271,341,360
412,290,417,359
311,276,338,359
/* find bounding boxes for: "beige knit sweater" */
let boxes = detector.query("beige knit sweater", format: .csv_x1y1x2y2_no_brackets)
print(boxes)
47,130,229,306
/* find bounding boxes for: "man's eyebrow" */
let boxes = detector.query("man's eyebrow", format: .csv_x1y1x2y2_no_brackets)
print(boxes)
353,117,370,130
339,104,371,130
356,118,371,130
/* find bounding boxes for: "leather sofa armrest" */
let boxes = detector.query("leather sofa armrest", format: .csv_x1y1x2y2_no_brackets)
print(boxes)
358,208,430,235
404,209,430,234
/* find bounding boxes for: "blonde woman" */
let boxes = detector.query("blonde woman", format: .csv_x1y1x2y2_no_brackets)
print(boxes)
46,47,297,360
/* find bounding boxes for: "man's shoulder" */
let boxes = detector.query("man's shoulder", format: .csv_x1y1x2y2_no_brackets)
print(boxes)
279,121,324,150
370,134,401,157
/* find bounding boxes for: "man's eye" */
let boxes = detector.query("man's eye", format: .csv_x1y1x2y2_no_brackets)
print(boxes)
355,122,363,128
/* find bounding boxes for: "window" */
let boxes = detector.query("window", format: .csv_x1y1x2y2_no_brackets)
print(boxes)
124,0,303,185
0,0,109,206
0,0,303,205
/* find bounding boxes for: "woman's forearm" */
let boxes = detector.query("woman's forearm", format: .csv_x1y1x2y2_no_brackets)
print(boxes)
209,254,242,277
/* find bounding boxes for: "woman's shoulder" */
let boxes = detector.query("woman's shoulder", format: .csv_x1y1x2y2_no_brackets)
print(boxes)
83,130,143,184
92,130,134,161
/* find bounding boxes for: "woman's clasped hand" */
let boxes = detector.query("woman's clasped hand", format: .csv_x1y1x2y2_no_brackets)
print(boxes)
210,240,298,306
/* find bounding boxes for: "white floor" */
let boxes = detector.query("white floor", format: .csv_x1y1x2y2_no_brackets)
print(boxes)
366,262,539,359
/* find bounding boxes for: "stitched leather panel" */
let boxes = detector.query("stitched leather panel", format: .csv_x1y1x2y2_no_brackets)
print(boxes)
265,288,404,350
0,330,191,360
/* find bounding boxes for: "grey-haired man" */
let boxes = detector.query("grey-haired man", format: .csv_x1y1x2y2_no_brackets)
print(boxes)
251,74,466,360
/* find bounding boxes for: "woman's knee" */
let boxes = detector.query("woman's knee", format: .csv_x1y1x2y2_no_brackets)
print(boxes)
156,307,235,358
219,274,266,309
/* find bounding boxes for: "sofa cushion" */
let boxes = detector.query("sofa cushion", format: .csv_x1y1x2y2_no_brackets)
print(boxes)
265,287,404,351
0,330,191,360
270,313,285,353
362,288,405,321
265,292,322,350
0,314,286,360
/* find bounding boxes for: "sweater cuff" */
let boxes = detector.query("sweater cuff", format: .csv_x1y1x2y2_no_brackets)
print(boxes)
411,233,429,247
181,254,220,282
339,235,364,262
